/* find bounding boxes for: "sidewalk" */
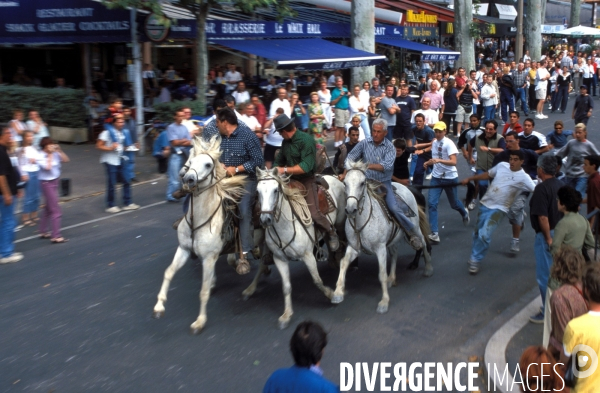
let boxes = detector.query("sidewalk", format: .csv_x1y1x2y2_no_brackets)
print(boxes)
57,142,164,201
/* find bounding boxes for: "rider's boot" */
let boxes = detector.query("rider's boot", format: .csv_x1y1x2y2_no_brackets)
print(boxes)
172,216,184,230
171,188,190,200
327,229,340,252
408,233,423,250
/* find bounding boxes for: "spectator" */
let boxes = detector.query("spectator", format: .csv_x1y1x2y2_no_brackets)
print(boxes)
411,97,438,128
0,128,23,264
572,85,593,125
240,102,263,143
502,111,523,136
224,63,242,94
318,80,333,132
18,131,40,227
469,120,506,199
556,123,600,197
461,149,536,274
551,186,595,255
369,77,385,108
251,95,267,127
152,127,170,174
349,84,370,137
37,137,69,243
547,246,587,359
122,107,139,182
498,67,516,124
423,122,469,243
528,153,563,324
344,115,366,142
480,74,498,124
232,81,250,105
512,63,529,116
583,154,600,229
518,346,566,392
26,111,49,149
165,110,192,202
157,80,171,104
380,84,400,141
546,120,573,151
333,126,360,174
142,63,157,106
290,93,307,132
561,263,600,392
9,109,26,147
519,118,549,154
535,60,551,119
96,115,140,213
553,66,572,114
391,138,413,186
441,79,459,137
394,85,416,145
263,321,338,393
331,77,350,147
411,114,435,185
308,92,326,149
421,80,444,114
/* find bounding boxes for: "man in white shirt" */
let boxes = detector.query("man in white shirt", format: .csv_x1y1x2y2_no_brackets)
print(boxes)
535,60,551,118
182,106,200,137
327,70,340,86
460,149,536,274
263,88,291,168
241,102,263,142
480,74,498,123
232,81,250,105
423,122,469,243
411,97,438,128
224,63,242,93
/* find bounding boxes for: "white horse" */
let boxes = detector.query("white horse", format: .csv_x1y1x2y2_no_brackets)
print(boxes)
152,135,252,334
251,167,346,329
332,161,433,314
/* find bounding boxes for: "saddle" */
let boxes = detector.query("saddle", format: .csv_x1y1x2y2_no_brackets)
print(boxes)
288,179,336,216
366,179,417,221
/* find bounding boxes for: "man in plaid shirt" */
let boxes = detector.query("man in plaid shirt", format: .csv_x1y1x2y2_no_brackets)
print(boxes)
512,63,529,116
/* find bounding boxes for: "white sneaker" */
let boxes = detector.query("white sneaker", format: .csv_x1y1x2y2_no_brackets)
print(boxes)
425,173,432,180
463,209,470,226
0,252,23,264
543,114,549,119
510,239,520,253
407,155,412,163
105,206,121,213
468,200,477,211
122,203,140,211
535,114,544,119
428,233,440,243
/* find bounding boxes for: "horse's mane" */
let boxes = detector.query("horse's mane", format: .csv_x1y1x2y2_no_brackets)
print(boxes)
191,135,247,202
345,160,382,195
256,169,305,202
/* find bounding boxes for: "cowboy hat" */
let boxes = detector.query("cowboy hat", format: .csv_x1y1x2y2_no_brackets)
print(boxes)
274,114,295,132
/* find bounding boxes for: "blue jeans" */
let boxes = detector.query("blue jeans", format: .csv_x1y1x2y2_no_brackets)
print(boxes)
383,180,415,233
515,87,528,114
476,169,489,199
554,86,569,112
534,231,554,314
412,155,429,185
105,163,131,208
167,153,185,201
0,195,16,258
428,177,466,233
357,113,371,138
125,151,136,180
23,170,40,214
386,126,395,141
470,204,506,262
483,105,495,124
566,176,587,197
239,180,257,252
500,93,514,123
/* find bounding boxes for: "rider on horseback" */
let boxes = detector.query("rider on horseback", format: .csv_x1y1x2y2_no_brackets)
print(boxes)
340,118,423,250
272,115,340,252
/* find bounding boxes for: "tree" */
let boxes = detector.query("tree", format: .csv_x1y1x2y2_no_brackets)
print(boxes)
351,0,375,87
103,0,292,115
570,0,581,28
525,0,543,61
454,0,475,73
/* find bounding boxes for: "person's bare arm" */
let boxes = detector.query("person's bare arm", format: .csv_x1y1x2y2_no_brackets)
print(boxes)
460,171,491,185
0,175,12,205
538,216,552,246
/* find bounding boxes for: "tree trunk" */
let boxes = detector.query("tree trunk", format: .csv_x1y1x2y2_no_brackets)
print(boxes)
570,0,582,27
526,0,543,61
351,0,375,87
195,3,210,116
454,0,475,73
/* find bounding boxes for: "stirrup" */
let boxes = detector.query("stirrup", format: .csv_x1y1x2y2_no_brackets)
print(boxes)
327,233,339,252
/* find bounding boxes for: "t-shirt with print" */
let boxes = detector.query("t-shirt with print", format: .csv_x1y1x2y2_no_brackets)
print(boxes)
562,312,600,393
529,177,564,233
481,162,536,213
395,95,416,129
431,137,459,179
518,131,548,151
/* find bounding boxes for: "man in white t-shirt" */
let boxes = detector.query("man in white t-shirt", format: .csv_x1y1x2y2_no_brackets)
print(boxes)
232,81,250,105
224,63,242,93
460,149,536,274
263,88,291,168
535,60,551,118
181,106,200,137
411,97,438,128
241,102,263,143
423,122,469,243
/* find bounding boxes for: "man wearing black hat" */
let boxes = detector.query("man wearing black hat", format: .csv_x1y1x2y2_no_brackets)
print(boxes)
273,114,339,251
572,85,593,125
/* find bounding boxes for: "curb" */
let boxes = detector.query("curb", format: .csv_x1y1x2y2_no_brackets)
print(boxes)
484,294,541,393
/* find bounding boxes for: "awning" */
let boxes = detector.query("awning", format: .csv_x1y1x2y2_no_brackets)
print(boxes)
375,37,460,61
494,4,518,21
210,38,386,70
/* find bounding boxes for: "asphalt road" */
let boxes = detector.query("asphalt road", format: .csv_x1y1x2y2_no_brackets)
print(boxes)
1,96,595,392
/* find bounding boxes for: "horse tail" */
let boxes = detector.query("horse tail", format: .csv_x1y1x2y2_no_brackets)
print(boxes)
417,205,430,240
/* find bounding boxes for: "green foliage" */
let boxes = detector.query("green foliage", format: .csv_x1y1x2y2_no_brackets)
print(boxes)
152,100,208,122
0,86,86,128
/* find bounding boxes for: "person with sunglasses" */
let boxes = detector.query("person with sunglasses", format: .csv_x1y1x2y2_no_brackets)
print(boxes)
546,120,573,153
423,122,469,243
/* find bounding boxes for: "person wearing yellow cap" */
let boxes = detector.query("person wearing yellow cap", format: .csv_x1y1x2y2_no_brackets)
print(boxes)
423,122,470,243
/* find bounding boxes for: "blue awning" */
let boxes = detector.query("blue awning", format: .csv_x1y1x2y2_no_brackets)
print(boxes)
376,37,460,62
211,38,387,71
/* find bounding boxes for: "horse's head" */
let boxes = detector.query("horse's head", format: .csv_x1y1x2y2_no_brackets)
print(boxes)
182,135,223,191
344,161,368,218
256,167,281,227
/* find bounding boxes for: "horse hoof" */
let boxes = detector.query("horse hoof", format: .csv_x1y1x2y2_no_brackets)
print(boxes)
376,304,389,314
152,311,165,319
406,262,418,270
190,327,204,335
423,268,434,277
278,320,290,330
242,294,251,301
331,294,344,304
264,266,271,276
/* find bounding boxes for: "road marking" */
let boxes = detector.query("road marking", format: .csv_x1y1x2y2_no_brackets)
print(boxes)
15,200,167,244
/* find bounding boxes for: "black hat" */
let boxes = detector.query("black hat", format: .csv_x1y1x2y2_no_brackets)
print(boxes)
274,114,294,132
580,85,588,90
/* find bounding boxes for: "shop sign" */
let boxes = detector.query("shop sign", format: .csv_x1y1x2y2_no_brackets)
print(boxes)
422,54,459,61
404,27,439,39
406,10,437,24
145,13,169,42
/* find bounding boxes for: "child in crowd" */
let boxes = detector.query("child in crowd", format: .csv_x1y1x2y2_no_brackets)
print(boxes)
392,138,415,186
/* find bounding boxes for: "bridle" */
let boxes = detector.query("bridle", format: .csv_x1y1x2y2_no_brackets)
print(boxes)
257,175,283,223
344,167,374,249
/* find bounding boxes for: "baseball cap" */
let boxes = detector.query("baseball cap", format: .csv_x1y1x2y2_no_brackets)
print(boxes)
433,121,447,131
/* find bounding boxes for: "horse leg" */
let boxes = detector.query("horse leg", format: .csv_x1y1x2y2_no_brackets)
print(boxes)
227,253,236,267
241,259,268,300
375,246,390,314
272,256,293,329
422,244,434,277
406,249,422,270
332,245,358,304
190,253,219,335
153,246,190,319
302,251,333,300
387,244,399,288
